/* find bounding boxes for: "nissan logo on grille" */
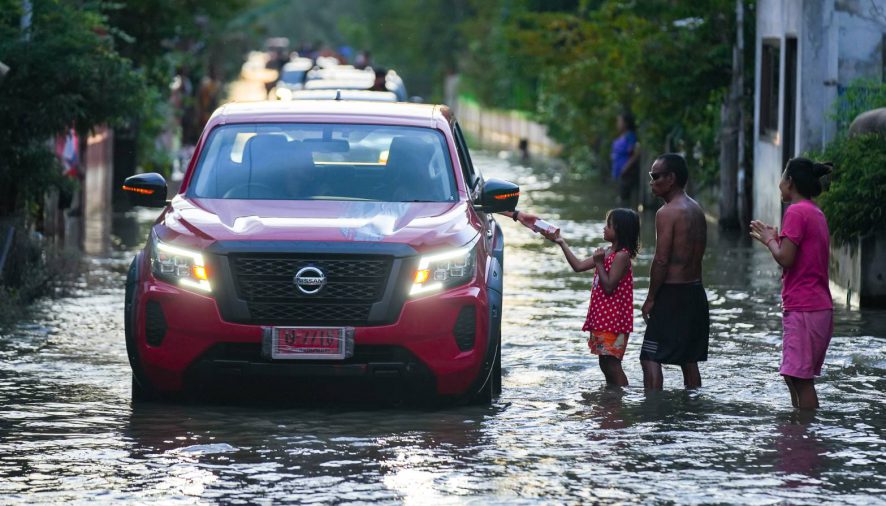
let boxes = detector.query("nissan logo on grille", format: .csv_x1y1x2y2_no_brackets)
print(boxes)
294,266,327,295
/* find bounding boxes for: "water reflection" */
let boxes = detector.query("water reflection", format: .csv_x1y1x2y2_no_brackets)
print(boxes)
774,412,823,488
0,152,884,503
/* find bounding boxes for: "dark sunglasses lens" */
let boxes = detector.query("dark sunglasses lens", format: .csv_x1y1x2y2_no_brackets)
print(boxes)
650,172,662,180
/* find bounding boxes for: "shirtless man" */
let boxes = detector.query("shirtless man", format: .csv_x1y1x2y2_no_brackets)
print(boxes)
640,153,710,391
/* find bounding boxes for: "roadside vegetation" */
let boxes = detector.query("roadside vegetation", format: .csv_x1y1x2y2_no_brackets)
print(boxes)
0,0,245,322
336,0,754,192
805,79,886,246
813,133,886,246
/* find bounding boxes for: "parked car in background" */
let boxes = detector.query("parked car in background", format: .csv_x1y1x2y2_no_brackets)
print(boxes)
123,100,519,405
287,89,398,102
269,57,314,100
302,65,409,102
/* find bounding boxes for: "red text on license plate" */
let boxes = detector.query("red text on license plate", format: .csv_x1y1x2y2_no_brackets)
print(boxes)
275,327,342,355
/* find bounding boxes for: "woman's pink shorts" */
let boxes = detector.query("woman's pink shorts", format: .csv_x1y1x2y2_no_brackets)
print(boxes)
781,309,833,379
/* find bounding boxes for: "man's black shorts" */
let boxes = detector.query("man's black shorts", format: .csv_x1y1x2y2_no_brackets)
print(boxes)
640,282,710,365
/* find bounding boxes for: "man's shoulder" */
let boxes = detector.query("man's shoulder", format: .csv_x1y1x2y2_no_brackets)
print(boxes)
656,202,680,217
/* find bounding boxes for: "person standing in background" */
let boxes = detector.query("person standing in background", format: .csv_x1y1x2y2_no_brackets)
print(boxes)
611,112,640,204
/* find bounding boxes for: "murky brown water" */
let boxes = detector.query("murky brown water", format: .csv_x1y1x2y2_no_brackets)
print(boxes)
1,153,884,504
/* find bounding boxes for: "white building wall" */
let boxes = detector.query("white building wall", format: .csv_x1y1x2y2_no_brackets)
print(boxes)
798,0,833,154
753,0,886,226
753,0,806,227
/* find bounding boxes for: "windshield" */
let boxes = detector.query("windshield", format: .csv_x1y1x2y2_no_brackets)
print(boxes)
188,124,458,202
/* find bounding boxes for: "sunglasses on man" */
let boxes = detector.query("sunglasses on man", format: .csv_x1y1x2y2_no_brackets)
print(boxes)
649,171,671,181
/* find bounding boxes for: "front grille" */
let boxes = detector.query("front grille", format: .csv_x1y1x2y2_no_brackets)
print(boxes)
230,254,393,325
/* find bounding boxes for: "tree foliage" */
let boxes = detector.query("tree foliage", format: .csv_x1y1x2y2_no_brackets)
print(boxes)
458,0,744,182
0,0,144,214
0,0,248,216
243,0,745,184
338,0,471,101
812,134,886,245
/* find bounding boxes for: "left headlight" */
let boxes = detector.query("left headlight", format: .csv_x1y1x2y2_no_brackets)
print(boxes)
151,236,212,293
410,238,478,297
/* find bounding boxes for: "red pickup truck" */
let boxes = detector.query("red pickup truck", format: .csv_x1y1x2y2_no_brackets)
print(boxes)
123,100,519,404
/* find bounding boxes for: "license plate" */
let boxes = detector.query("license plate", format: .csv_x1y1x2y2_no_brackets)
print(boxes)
265,327,353,360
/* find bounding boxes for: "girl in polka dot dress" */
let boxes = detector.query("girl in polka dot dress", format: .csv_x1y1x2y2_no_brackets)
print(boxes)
545,209,640,387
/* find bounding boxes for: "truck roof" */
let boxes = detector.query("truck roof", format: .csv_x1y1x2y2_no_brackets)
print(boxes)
211,100,448,124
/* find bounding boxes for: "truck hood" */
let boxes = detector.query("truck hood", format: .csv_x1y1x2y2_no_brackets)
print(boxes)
159,197,479,253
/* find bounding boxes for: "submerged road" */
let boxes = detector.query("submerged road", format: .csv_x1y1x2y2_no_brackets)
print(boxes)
1,153,884,504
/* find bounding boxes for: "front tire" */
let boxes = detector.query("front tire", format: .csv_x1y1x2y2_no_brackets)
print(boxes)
473,331,501,405
125,255,160,403
131,374,157,402
493,340,502,396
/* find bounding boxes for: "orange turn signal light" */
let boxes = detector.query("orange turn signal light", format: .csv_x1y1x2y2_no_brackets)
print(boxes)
122,185,155,195
192,265,208,280
493,191,519,200
414,269,430,284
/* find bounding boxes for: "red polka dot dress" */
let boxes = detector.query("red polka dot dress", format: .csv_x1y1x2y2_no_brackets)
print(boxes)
582,248,633,334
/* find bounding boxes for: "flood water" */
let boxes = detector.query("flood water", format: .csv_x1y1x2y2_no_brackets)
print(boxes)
1,153,884,504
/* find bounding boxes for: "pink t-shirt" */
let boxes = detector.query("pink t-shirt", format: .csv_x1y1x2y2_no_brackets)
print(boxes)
779,200,832,311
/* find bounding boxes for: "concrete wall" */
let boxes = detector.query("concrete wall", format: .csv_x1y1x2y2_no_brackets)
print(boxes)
831,232,886,308
859,232,886,306
830,238,862,307
83,127,113,256
454,96,560,157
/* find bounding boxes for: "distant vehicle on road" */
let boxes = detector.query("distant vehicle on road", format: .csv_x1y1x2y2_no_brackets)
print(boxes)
287,89,398,102
301,65,409,102
279,58,314,86
122,100,519,405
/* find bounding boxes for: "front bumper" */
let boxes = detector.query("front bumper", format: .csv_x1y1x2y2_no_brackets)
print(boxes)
133,276,490,397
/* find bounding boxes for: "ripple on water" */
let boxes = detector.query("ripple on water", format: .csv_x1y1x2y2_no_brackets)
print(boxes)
0,152,883,504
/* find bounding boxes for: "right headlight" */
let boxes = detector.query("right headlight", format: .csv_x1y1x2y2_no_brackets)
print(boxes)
150,236,212,293
410,238,478,297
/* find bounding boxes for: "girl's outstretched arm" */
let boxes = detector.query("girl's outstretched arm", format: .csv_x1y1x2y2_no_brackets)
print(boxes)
544,230,595,272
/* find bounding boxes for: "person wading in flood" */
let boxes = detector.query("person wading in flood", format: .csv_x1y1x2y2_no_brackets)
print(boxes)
749,158,834,410
640,153,710,391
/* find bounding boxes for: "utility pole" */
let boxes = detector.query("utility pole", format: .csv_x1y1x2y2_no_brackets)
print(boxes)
735,0,746,228
21,0,32,40
718,0,744,229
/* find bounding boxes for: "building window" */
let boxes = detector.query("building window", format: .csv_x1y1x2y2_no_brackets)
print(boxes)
760,39,780,139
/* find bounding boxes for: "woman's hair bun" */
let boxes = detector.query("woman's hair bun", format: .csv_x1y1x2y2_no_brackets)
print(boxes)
813,161,834,177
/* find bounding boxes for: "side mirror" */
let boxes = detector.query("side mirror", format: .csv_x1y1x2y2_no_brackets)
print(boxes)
122,173,168,208
475,178,519,213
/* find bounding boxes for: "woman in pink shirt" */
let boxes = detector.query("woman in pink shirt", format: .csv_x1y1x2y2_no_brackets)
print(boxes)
750,158,834,409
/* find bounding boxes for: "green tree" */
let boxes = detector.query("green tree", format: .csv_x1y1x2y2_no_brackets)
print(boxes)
813,134,886,245
105,0,247,174
454,0,744,186
337,0,472,101
0,0,144,216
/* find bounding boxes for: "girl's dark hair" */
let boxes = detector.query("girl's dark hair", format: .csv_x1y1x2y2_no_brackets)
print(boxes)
607,208,640,258
785,157,833,198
